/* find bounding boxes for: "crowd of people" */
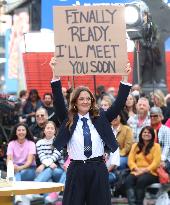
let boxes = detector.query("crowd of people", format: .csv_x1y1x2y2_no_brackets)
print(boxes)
1,58,170,205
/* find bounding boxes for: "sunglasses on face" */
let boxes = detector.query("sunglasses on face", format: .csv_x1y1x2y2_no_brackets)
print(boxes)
150,114,159,118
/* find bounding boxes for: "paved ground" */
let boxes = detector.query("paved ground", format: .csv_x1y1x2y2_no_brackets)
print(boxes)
31,197,157,205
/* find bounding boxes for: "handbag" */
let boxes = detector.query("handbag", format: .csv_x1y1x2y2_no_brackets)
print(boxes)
157,165,170,184
144,154,170,184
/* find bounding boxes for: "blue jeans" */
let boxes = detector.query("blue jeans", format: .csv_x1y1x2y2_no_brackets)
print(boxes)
15,167,36,181
35,167,64,182
118,156,128,170
52,167,64,182
34,167,53,182
109,171,118,186
59,171,66,184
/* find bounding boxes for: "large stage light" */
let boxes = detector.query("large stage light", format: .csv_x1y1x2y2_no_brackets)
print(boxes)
125,1,149,28
125,5,141,27
125,1,149,40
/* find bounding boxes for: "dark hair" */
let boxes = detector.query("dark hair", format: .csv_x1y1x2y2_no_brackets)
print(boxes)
119,110,129,125
124,93,137,115
137,126,155,155
19,90,27,98
43,92,53,100
67,86,99,128
9,123,34,142
27,89,41,101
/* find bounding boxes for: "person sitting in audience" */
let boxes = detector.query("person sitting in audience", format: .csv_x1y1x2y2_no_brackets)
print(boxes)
111,111,133,170
45,156,70,204
29,107,48,142
125,126,161,205
7,123,36,181
35,121,64,183
104,148,120,187
165,118,170,128
7,123,36,205
128,97,150,142
150,106,170,174
25,121,64,203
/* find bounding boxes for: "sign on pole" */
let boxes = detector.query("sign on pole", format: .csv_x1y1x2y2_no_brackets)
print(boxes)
53,5,127,76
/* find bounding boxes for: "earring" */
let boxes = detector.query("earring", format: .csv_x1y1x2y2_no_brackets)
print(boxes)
74,105,77,110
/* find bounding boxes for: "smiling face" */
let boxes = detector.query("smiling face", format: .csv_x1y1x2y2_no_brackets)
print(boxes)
16,125,27,141
44,122,56,140
141,128,152,142
76,91,92,116
150,113,162,126
36,108,48,126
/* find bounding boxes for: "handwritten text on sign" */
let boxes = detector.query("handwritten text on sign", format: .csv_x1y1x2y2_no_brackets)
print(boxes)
53,6,127,76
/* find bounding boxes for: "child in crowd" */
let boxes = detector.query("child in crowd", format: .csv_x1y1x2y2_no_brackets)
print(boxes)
35,121,64,183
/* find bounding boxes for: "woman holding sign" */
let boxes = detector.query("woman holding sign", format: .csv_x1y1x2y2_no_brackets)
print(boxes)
49,57,131,205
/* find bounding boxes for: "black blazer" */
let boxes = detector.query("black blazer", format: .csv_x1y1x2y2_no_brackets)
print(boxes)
51,80,131,153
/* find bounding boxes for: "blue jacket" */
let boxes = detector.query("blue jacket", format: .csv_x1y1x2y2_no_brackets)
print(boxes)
51,80,131,153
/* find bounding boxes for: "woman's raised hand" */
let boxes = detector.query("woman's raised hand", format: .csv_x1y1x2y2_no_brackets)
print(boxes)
122,62,132,83
49,57,60,80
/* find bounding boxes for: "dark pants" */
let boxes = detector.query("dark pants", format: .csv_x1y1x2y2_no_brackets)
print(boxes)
125,173,158,205
63,160,111,205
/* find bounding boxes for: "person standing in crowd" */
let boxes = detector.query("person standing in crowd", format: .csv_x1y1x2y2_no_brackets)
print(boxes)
19,90,28,105
22,89,43,126
124,94,137,118
150,106,170,173
49,57,131,205
100,96,112,111
152,90,170,124
107,87,116,103
128,97,150,142
125,126,161,205
42,93,60,127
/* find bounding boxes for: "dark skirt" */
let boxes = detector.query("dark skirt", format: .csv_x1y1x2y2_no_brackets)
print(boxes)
62,160,111,205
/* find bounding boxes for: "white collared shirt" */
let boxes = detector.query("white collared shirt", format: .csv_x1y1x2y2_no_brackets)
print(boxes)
67,113,104,160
